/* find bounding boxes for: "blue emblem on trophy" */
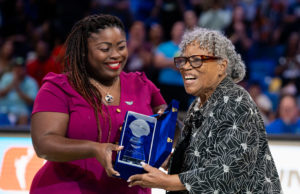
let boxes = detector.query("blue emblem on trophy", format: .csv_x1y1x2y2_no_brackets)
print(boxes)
123,119,150,165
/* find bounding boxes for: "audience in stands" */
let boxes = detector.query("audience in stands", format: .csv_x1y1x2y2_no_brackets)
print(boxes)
248,81,274,125
0,57,38,125
183,9,198,30
275,32,300,96
154,21,191,111
267,94,300,134
126,21,152,73
26,40,61,86
198,0,231,31
0,40,14,78
0,0,299,131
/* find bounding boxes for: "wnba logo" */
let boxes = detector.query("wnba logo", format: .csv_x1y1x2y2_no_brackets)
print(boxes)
0,147,44,191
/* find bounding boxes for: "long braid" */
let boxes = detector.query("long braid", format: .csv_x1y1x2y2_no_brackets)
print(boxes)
63,14,125,142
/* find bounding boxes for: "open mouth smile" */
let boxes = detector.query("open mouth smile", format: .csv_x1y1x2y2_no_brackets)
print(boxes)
106,62,121,70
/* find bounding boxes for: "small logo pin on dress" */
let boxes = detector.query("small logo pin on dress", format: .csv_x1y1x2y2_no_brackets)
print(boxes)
125,101,133,105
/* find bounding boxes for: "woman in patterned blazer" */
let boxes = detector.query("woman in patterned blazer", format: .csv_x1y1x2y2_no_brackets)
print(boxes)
128,27,282,194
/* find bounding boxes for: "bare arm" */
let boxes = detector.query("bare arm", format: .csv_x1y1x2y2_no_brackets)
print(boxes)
15,86,34,105
31,112,123,176
154,54,176,69
0,82,13,97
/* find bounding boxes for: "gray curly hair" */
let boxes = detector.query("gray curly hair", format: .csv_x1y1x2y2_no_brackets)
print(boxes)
179,27,246,83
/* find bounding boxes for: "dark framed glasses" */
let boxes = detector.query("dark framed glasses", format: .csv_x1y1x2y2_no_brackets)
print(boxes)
174,55,221,69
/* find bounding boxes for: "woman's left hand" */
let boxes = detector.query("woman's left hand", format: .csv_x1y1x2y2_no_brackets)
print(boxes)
127,162,168,189
153,104,167,117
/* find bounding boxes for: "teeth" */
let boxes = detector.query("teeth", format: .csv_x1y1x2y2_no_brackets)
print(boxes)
185,75,196,79
108,63,119,67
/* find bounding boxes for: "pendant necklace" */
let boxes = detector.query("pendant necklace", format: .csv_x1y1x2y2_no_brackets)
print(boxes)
89,77,119,104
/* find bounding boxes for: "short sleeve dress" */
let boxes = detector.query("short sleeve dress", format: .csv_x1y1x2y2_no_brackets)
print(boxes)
30,71,166,194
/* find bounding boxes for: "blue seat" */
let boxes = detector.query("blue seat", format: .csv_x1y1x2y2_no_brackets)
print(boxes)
249,59,276,91
0,113,11,126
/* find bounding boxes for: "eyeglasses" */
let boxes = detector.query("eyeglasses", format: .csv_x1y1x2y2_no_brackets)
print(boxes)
174,55,221,69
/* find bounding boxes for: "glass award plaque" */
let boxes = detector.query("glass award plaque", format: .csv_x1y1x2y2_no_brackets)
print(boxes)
119,112,156,167
114,100,179,179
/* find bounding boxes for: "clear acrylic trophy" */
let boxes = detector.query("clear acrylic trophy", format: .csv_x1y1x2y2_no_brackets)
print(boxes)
122,117,154,166
114,100,179,179
117,112,157,168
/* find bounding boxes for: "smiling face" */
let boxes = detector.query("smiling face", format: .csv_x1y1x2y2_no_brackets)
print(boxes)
87,27,128,83
179,42,227,97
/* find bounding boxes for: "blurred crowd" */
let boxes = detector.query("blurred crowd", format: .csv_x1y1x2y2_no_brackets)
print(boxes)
0,0,299,134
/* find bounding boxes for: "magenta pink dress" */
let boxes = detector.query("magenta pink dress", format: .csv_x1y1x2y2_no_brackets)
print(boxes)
30,72,166,194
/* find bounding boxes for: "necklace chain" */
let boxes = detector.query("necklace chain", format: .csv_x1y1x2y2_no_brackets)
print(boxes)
89,77,119,104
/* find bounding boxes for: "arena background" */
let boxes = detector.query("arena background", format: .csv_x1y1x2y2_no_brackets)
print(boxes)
0,0,300,193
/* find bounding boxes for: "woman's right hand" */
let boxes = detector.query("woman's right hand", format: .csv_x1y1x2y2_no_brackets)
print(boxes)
94,143,124,177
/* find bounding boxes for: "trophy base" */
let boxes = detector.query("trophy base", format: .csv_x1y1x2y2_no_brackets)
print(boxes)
122,155,145,166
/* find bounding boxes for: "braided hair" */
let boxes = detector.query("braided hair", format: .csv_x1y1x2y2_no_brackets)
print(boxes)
64,14,125,142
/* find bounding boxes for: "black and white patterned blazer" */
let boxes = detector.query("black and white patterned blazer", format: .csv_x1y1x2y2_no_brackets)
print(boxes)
169,76,282,194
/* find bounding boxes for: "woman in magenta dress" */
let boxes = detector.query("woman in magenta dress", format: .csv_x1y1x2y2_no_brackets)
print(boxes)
30,14,166,194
